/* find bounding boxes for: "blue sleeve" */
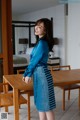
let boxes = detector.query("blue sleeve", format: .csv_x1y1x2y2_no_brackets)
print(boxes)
23,41,44,77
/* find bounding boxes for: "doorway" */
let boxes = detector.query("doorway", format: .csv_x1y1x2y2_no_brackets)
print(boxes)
0,0,3,83
0,0,13,86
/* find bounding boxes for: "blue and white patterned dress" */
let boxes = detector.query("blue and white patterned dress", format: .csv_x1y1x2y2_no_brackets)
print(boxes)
23,38,56,111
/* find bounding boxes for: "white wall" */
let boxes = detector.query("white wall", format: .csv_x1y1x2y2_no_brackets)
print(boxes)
67,3,80,68
13,3,80,68
13,5,66,65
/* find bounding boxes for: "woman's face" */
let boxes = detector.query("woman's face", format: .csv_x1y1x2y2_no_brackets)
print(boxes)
34,22,46,38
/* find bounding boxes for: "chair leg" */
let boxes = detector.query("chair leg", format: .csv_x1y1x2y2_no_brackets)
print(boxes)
27,93,30,120
68,90,70,100
5,107,8,112
62,89,65,111
79,88,80,110
18,91,21,109
3,84,9,112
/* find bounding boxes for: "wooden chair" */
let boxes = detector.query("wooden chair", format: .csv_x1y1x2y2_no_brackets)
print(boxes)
49,65,80,110
17,69,34,120
17,69,26,74
0,83,27,112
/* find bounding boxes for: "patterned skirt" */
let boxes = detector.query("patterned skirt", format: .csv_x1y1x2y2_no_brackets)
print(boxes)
33,65,56,112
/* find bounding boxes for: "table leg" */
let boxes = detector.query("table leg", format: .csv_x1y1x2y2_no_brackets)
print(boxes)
13,88,19,120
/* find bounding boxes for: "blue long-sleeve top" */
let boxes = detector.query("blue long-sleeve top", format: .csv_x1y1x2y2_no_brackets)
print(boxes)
23,39,49,77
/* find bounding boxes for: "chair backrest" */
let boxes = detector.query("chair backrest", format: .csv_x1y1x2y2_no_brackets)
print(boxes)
17,69,25,74
0,83,8,93
0,83,8,105
54,65,71,70
49,65,71,74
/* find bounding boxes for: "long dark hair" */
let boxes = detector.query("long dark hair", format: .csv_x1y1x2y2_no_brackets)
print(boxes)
35,18,54,51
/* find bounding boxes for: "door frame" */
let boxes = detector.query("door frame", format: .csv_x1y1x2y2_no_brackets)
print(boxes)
1,0,13,75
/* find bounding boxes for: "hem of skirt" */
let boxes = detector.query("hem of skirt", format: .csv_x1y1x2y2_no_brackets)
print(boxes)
36,106,56,112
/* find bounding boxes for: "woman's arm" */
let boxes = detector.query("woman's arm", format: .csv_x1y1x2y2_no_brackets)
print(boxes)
23,40,45,77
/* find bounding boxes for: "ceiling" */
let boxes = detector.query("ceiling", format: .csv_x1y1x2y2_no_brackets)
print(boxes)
12,0,61,16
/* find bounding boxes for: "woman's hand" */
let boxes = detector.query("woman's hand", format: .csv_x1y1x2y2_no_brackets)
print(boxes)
22,76,32,84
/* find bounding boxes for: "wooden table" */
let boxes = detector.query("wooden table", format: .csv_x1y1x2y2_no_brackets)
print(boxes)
52,69,80,110
3,74,33,120
3,69,80,120
52,69,80,86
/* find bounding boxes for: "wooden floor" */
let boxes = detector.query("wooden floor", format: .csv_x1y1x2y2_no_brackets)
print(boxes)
0,87,80,120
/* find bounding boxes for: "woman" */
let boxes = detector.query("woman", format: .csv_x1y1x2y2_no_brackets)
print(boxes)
22,18,56,120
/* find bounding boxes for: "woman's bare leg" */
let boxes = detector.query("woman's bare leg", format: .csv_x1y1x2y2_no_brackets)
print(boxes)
39,112,47,120
46,110,55,120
